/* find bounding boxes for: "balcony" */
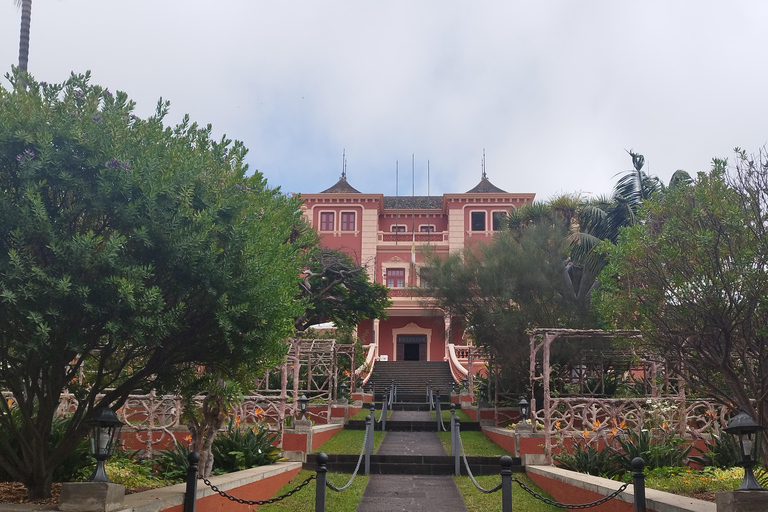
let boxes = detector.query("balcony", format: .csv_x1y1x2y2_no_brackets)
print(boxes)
379,232,446,243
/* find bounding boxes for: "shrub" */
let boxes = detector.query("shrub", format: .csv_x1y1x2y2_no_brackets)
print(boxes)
553,441,624,479
154,440,192,481
689,432,742,469
612,428,692,472
211,424,283,472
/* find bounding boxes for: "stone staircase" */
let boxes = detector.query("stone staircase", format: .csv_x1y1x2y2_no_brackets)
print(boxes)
367,361,456,402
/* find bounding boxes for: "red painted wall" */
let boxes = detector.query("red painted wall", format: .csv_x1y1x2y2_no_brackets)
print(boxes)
527,471,636,512
162,467,301,512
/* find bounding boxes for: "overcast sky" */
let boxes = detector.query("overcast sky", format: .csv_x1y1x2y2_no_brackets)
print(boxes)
2,1,767,200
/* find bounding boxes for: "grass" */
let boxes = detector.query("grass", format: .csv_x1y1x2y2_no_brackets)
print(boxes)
312,429,385,454
256,469,368,512
430,409,473,422
349,408,393,420
438,430,511,456
643,466,745,497
456,473,562,512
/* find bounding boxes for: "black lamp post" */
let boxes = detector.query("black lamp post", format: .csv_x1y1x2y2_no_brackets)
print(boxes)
85,407,123,483
724,408,766,491
340,382,348,402
518,397,530,425
298,394,309,421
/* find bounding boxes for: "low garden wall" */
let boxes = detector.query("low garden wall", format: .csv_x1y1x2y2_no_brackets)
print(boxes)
526,465,715,512
122,461,302,512
282,423,344,454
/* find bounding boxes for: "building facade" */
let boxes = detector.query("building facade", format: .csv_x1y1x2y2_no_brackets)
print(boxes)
299,172,535,363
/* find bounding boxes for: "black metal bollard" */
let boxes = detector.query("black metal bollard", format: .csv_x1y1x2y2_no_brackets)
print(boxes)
381,390,388,432
454,417,461,476
365,414,373,475
632,457,646,512
450,404,456,454
501,455,513,512
436,392,442,431
315,452,328,512
183,451,200,512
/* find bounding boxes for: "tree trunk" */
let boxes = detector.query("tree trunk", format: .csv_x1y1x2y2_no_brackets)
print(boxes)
186,393,227,479
18,0,32,72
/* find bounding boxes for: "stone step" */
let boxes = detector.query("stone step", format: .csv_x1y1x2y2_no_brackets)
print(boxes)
304,454,523,475
345,420,482,431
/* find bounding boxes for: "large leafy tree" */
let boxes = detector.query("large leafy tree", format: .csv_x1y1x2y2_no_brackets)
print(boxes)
423,197,599,390
0,72,307,497
596,150,768,459
295,247,390,333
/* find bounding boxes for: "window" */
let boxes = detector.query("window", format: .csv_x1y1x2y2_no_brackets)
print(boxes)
471,211,486,231
391,225,406,232
492,211,507,231
341,212,356,231
386,268,405,288
419,225,435,232
320,212,334,231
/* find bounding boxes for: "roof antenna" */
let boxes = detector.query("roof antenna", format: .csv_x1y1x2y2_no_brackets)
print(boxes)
341,149,347,180
482,149,487,180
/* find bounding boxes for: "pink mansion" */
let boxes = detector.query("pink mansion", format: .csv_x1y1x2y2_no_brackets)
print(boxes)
299,172,535,365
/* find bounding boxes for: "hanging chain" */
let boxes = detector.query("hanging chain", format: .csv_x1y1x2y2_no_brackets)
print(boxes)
326,424,369,491
512,477,631,509
458,431,503,493
200,473,315,505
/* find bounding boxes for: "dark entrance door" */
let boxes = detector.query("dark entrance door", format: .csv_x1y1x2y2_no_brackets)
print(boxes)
396,334,427,361
403,343,420,361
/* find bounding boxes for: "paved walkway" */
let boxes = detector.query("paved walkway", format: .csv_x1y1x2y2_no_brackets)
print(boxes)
356,421,469,512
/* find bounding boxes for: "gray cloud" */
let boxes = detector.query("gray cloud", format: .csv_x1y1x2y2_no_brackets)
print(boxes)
2,1,767,199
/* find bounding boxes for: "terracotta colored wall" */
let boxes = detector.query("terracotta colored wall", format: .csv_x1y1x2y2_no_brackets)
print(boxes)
162,467,301,512
483,429,516,453
311,426,343,451
527,471,636,512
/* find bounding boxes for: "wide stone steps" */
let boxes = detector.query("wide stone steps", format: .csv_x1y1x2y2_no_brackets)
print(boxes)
368,361,456,401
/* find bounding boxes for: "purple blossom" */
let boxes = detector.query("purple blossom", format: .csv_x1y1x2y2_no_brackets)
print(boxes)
236,184,242,189
15,155,22,162
122,162,130,170
105,90,113,98
91,114,102,122
24,149,35,158
105,158,121,168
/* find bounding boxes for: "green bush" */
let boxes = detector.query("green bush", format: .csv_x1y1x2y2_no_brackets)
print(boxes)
553,441,624,479
612,428,692,472
154,440,191,481
689,433,742,469
211,424,283,472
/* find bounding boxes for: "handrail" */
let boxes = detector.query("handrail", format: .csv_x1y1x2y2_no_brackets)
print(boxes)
447,343,469,383
356,343,377,385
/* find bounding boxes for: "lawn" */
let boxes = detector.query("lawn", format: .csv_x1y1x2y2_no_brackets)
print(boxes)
430,409,473,422
256,469,368,512
349,408,393,420
438,430,511,456
456,473,563,512
313,429,385,454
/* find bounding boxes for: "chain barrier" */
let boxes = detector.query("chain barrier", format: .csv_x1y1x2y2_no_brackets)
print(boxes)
200,474,315,505
326,422,369,491
458,430,503,493
512,477,631,509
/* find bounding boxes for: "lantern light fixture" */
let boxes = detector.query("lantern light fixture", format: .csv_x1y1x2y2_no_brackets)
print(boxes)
85,407,123,483
724,408,766,491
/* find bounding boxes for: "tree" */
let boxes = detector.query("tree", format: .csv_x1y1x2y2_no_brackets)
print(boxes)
423,197,599,390
595,150,768,460
295,247,390,333
13,0,32,72
0,72,307,497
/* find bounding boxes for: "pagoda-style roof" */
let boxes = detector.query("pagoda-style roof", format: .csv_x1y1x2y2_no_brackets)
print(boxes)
383,196,443,210
320,176,361,194
466,176,507,193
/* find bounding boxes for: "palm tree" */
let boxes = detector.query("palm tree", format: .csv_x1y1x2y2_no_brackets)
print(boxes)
14,0,32,72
